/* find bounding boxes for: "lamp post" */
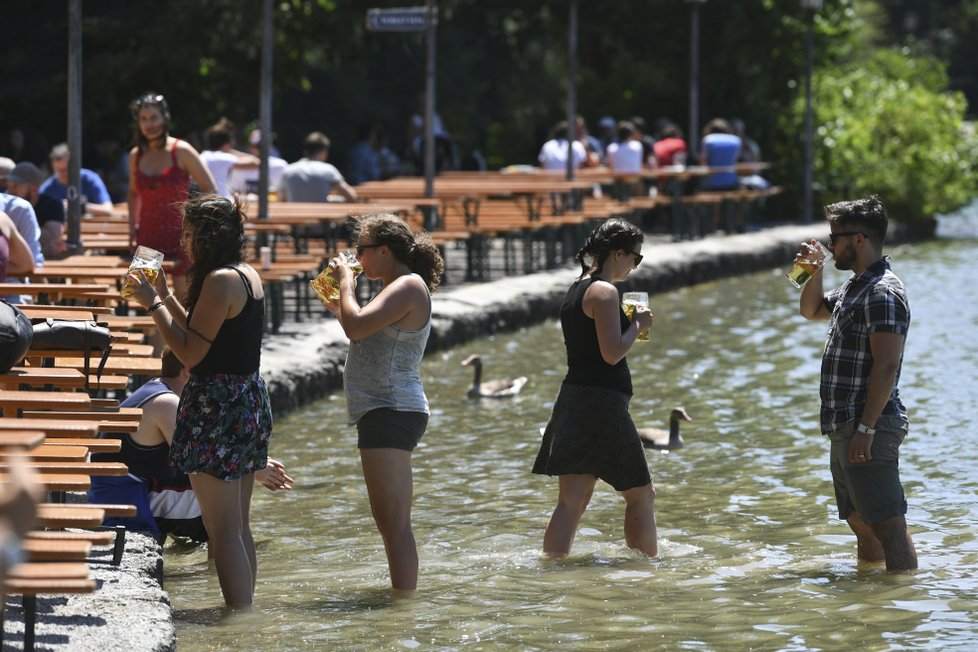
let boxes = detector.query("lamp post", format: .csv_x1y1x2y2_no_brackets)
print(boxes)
685,0,707,161
801,0,823,223
565,0,578,182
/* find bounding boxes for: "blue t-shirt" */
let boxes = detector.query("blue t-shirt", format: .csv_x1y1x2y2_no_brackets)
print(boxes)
702,133,742,190
39,169,111,206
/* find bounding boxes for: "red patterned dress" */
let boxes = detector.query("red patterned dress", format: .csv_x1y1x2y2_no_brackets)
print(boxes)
133,139,191,275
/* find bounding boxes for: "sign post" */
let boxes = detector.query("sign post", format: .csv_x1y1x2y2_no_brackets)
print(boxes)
367,5,438,219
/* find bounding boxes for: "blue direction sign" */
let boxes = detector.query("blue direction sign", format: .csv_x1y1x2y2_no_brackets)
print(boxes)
366,7,431,32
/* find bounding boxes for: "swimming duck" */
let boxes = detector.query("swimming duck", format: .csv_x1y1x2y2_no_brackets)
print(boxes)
461,354,528,399
637,407,692,450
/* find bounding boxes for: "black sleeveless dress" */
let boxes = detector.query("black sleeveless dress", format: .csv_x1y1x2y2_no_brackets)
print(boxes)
532,277,651,491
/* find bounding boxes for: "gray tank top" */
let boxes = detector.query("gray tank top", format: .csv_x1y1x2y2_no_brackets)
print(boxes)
344,275,431,424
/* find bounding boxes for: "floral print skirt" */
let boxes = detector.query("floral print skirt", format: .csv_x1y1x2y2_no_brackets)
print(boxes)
170,371,273,481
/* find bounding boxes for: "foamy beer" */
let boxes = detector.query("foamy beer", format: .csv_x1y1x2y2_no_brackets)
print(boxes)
622,291,651,342
121,245,164,299
311,250,363,303
786,240,830,288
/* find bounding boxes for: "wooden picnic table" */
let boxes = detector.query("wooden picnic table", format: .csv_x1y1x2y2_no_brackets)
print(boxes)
0,472,92,493
0,430,46,449
0,283,111,301
44,355,161,376
15,304,110,318
17,444,90,462
28,267,128,282
0,390,92,415
20,411,139,435
35,505,105,528
41,254,127,268
0,461,128,476
0,417,100,438
44,437,121,453
0,366,88,389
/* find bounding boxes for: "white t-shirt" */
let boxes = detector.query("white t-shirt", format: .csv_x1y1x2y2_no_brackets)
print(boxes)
538,139,586,171
228,156,288,194
606,140,644,173
200,150,240,198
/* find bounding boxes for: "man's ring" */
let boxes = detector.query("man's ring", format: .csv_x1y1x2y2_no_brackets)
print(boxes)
857,453,865,457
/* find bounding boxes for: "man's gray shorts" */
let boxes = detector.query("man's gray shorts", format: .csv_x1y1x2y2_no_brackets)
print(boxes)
828,416,909,524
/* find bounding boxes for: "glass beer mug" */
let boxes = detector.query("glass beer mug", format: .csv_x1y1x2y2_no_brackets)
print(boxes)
121,246,163,299
311,250,364,303
622,291,651,342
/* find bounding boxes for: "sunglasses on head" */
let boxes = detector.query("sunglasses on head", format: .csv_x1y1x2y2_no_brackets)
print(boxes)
131,93,168,118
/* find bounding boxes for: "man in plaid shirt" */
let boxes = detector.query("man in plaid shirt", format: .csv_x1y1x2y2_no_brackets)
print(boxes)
797,195,917,571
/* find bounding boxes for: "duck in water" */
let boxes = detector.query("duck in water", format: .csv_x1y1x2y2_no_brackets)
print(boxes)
461,354,528,399
637,407,692,450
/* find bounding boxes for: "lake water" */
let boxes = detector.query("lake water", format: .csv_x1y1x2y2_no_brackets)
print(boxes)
168,231,978,650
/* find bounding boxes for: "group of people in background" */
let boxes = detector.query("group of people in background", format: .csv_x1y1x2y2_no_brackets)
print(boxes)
536,114,767,191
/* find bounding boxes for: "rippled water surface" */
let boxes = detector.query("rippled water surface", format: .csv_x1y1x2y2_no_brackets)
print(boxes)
169,235,978,650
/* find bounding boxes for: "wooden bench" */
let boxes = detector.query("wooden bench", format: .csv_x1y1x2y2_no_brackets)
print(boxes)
1,562,95,651
21,538,92,561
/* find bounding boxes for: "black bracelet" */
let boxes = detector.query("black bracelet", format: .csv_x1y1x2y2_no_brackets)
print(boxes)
148,301,165,313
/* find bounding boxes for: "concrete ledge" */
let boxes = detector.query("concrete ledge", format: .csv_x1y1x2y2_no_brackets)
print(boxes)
1,530,174,651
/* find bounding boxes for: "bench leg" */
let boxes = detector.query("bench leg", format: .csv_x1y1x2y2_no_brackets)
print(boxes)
111,525,126,566
24,594,36,651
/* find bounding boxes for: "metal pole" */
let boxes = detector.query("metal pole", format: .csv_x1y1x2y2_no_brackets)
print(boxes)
259,0,273,221
802,9,816,223
687,1,702,161
66,0,83,250
565,0,578,181
423,0,437,198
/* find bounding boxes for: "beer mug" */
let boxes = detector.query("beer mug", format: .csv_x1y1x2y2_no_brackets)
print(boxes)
121,246,163,299
311,250,363,304
622,291,651,342
786,241,830,288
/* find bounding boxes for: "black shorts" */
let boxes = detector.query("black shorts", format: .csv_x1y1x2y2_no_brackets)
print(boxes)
357,408,428,452
828,416,909,523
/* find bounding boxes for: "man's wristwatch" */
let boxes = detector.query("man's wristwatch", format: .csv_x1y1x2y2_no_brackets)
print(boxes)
856,422,877,436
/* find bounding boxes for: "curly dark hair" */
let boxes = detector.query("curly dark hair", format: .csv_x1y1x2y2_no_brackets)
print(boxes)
353,213,445,292
575,217,644,278
824,194,889,247
182,194,247,309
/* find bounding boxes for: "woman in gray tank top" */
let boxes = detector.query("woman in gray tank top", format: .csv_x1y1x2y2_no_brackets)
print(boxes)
320,213,444,594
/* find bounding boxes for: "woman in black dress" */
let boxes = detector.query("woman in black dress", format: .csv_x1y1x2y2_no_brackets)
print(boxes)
532,218,656,556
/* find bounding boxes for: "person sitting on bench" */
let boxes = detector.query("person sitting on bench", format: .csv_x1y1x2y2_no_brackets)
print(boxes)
88,348,293,543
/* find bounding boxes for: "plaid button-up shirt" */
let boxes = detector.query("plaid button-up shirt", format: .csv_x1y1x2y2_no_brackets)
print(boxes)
819,256,910,434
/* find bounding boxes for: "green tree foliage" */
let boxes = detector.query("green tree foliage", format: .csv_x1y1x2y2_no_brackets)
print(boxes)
783,48,977,225
0,0,972,228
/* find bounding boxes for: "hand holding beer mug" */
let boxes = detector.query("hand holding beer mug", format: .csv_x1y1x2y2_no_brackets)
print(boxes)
122,246,164,300
311,250,363,304
622,291,653,342
786,240,830,288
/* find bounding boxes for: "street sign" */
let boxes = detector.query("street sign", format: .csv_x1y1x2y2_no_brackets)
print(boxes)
366,7,431,32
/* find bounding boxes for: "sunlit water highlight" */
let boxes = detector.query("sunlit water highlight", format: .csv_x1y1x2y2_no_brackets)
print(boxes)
168,230,978,650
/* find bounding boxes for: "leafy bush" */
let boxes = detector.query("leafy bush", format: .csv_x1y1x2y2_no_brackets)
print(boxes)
790,48,977,228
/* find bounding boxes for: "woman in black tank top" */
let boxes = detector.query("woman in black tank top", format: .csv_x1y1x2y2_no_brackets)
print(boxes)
532,218,658,558
127,194,273,608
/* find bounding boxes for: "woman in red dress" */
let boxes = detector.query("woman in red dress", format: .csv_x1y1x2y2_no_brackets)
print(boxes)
127,93,215,299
